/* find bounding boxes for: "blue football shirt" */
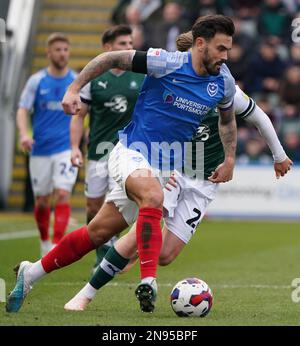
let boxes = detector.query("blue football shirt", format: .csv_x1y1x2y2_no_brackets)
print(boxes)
19,68,77,156
119,49,236,170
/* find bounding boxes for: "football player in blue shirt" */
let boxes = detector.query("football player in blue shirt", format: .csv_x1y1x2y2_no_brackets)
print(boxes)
16,33,78,256
7,15,237,314
62,32,293,313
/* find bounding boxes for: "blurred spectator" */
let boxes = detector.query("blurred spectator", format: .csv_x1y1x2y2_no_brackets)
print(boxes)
144,2,189,51
287,43,300,66
281,0,300,14
237,138,273,164
123,5,149,50
131,25,147,50
282,131,300,161
227,42,250,90
130,0,162,22
232,17,257,50
246,39,286,95
112,0,162,25
256,96,280,129
279,65,300,111
125,4,142,26
236,126,251,156
111,0,131,24
188,0,227,24
229,0,261,19
257,0,291,42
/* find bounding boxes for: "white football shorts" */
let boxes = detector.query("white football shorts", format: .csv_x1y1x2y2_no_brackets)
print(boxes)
29,150,78,196
85,160,117,198
163,171,219,244
106,141,168,225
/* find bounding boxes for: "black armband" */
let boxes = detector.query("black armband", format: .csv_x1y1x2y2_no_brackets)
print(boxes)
132,51,147,74
80,96,91,105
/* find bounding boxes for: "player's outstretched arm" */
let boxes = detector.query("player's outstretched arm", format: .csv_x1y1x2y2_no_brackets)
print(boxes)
70,103,89,167
209,106,237,183
244,104,293,178
62,50,136,115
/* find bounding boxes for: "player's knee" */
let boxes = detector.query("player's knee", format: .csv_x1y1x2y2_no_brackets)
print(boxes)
88,221,112,247
35,196,49,208
141,189,164,208
159,252,174,266
91,232,112,247
55,189,70,204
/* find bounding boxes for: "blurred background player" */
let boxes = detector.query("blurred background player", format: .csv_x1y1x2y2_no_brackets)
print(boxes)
16,33,78,256
70,24,144,272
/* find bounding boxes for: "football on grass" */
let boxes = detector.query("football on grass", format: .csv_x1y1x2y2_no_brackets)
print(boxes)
170,278,213,317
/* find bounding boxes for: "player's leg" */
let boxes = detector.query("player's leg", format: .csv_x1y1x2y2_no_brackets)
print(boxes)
52,188,71,245
6,201,127,313
108,142,164,312
64,222,184,311
64,176,141,311
87,196,110,272
158,225,186,266
64,225,137,311
65,179,209,312
125,172,163,312
85,160,118,272
35,195,52,255
161,176,219,265
52,150,78,245
64,178,216,312
86,196,105,223
29,155,53,256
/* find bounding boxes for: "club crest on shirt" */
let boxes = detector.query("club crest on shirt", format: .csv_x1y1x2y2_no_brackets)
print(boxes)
207,83,218,97
163,90,174,103
104,95,127,113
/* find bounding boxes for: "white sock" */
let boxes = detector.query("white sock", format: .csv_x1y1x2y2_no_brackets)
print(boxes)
75,283,97,301
27,260,47,284
141,276,157,288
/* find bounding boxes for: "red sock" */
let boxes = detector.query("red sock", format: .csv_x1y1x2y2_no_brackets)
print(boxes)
41,226,96,273
53,203,71,244
136,207,162,279
34,206,50,241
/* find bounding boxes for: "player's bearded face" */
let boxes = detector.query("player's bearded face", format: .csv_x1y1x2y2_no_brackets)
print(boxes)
202,34,232,76
202,47,223,76
48,42,70,69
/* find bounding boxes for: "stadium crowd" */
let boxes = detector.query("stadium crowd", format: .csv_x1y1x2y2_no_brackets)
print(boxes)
111,0,300,163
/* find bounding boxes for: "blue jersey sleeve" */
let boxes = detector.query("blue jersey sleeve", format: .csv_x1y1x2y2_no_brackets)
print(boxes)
18,70,46,110
218,64,236,110
146,48,189,78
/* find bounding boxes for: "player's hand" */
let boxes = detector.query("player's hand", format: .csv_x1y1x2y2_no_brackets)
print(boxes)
274,156,293,179
165,173,177,191
62,89,81,115
20,135,34,152
71,147,83,167
208,159,234,183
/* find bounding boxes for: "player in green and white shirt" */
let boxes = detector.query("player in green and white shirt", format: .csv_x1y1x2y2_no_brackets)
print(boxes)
70,25,144,267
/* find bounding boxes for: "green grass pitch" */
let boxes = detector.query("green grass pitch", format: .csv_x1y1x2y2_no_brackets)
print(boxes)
0,213,300,326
